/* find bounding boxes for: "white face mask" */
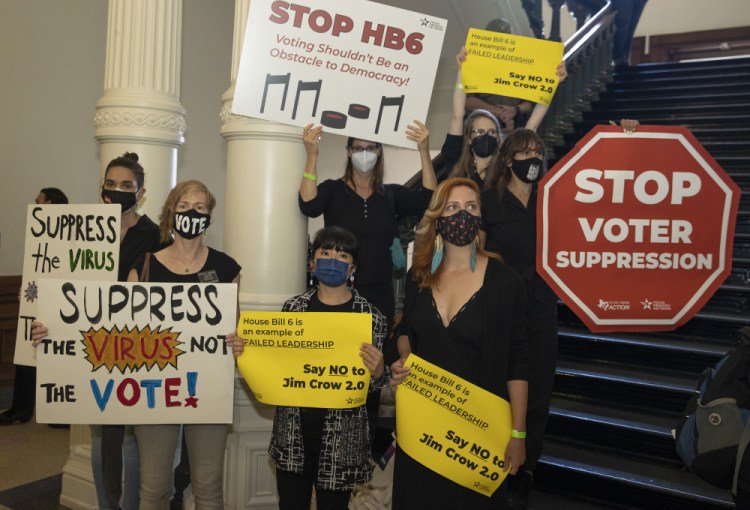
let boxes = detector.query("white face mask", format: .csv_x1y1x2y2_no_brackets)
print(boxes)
351,150,378,173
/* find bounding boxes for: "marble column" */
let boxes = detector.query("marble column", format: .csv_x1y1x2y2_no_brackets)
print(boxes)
220,0,308,508
61,1,186,508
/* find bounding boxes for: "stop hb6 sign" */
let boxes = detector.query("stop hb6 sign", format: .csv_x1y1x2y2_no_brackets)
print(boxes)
537,125,740,332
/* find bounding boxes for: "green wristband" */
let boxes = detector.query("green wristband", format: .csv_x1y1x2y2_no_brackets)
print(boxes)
511,429,526,439
303,172,317,181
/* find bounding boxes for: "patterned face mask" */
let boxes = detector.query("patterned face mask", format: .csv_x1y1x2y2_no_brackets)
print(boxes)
436,209,481,246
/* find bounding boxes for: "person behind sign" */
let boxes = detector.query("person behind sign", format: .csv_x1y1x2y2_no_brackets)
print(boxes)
445,48,566,188
127,180,242,510
390,178,529,509
1,188,69,427
480,121,638,509
30,153,163,510
263,226,389,510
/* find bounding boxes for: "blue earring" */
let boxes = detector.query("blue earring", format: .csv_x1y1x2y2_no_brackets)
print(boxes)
470,237,477,272
431,234,444,273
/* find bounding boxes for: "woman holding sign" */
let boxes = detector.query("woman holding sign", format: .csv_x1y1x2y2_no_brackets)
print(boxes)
298,123,437,335
391,178,529,508
128,180,242,510
444,48,565,189
30,152,163,510
268,226,389,510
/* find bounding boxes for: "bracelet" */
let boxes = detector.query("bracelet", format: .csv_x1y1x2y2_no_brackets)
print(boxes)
303,172,317,181
511,429,526,439
455,83,464,90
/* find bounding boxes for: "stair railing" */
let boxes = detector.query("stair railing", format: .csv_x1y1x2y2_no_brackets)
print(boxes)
538,0,616,145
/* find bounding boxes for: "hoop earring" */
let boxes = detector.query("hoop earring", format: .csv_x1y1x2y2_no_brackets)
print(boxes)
470,236,478,272
431,233,444,274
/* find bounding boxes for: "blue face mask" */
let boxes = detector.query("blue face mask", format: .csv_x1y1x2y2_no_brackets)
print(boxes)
313,258,351,287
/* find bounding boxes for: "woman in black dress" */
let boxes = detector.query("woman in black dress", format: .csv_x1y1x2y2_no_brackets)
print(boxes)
391,178,529,509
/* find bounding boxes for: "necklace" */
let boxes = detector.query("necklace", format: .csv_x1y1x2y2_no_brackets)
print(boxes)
176,247,203,272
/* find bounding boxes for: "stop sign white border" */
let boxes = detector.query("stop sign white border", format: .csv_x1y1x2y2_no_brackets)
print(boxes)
540,130,736,327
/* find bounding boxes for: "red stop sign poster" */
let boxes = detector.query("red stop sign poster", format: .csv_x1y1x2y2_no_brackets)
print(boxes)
537,125,740,332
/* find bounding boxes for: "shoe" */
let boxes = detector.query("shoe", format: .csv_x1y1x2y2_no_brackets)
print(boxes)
48,423,70,429
0,408,34,425
506,469,533,510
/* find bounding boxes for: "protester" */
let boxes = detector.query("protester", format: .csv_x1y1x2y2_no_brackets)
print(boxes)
481,120,639,509
264,226,389,510
128,180,241,510
390,178,528,508
0,188,68,427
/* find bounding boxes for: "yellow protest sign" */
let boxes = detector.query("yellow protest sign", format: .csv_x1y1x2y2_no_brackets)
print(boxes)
396,354,513,496
237,311,371,408
462,29,564,106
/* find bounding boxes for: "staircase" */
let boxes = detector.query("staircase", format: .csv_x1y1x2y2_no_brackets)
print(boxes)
535,56,750,509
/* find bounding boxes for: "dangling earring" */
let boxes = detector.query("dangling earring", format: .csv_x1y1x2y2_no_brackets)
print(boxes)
470,236,478,272
431,233,444,273
349,272,355,287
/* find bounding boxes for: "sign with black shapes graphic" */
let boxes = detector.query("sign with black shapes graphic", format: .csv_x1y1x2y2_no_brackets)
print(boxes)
232,0,447,149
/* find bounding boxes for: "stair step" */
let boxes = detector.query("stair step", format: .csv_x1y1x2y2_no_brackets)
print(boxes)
547,396,680,464
594,92,750,110
537,442,735,509
554,359,697,413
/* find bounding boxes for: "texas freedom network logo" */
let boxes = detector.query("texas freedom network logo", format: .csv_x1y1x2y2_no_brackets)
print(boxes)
420,17,445,31
639,299,672,311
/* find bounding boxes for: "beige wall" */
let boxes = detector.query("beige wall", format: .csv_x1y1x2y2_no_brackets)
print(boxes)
0,0,234,275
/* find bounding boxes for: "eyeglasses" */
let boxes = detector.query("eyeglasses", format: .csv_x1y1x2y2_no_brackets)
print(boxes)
103,179,138,191
349,145,380,153
470,128,498,139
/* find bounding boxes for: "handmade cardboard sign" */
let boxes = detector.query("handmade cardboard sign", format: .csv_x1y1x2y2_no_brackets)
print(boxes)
35,279,238,424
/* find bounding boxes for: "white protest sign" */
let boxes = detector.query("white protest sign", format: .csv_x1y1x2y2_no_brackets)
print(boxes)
16,204,120,366
232,0,447,149
35,279,238,424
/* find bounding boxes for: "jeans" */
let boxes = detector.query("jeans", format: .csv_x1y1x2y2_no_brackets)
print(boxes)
135,424,228,510
90,424,140,510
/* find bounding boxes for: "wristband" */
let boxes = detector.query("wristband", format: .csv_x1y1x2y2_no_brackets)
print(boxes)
303,172,317,181
455,83,464,90
511,429,526,439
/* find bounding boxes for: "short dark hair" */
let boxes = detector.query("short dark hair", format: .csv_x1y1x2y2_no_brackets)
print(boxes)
105,152,145,189
39,188,69,204
311,226,359,264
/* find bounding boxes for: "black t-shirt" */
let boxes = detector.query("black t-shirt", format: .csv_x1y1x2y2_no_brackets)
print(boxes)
299,291,354,437
119,215,162,282
299,179,432,285
133,247,241,284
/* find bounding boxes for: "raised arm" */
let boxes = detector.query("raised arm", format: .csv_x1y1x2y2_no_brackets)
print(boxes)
299,124,324,203
450,47,468,136
406,120,437,191
524,61,568,132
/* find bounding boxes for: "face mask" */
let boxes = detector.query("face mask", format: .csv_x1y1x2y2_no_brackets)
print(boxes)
470,134,498,159
351,150,378,173
174,209,211,239
313,258,351,287
436,209,481,247
101,188,138,212
511,157,544,183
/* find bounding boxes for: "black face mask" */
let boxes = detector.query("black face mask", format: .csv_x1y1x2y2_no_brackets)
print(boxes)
174,209,211,239
511,157,544,183
101,188,138,212
470,134,498,159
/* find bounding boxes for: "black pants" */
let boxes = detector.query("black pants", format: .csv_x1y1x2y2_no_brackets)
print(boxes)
523,298,558,472
10,364,36,414
275,433,351,510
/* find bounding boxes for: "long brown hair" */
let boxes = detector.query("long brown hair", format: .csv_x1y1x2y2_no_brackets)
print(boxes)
158,180,217,243
448,109,501,187
485,128,545,200
411,178,500,288
343,137,385,193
